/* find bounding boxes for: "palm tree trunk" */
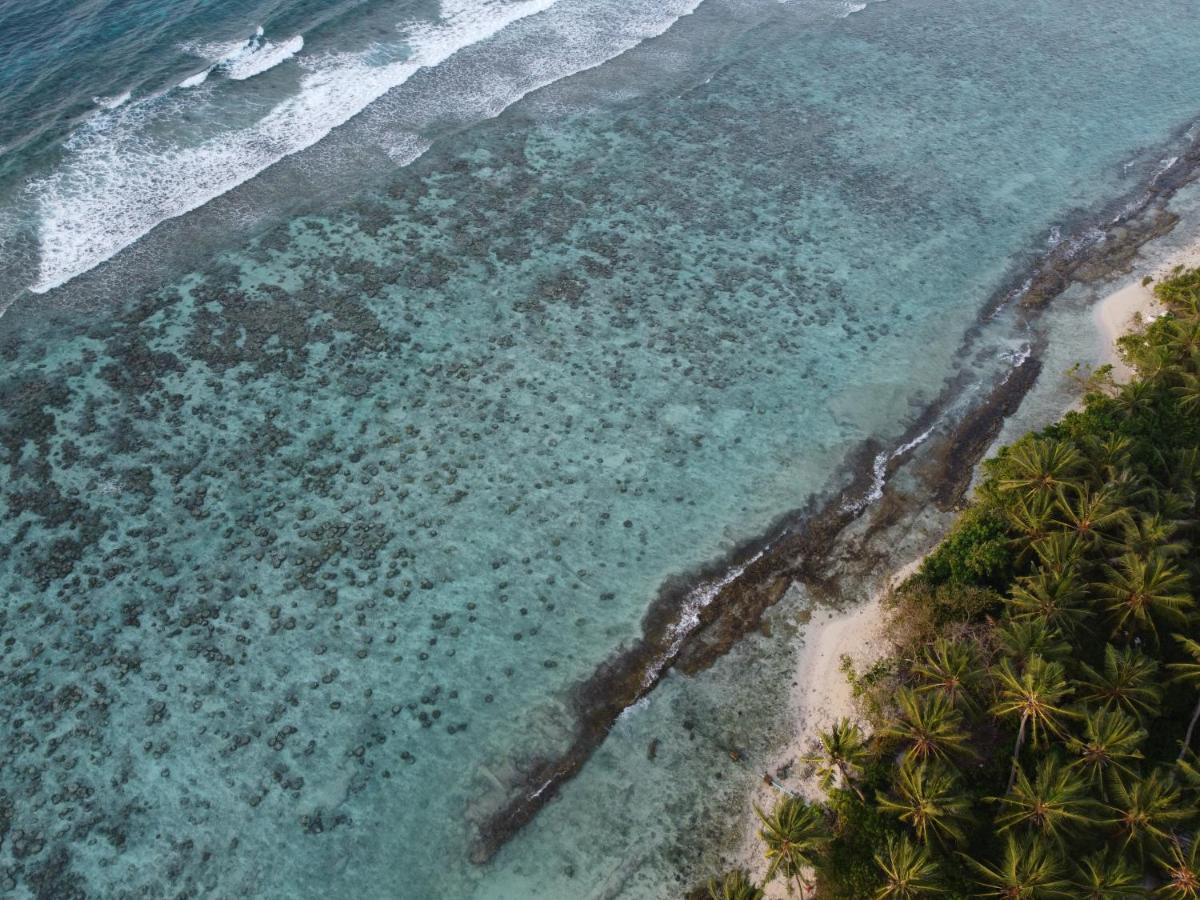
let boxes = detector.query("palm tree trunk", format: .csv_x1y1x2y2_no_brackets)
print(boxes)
838,762,866,803
795,871,807,900
1180,696,1200,760
1007,712,1029,793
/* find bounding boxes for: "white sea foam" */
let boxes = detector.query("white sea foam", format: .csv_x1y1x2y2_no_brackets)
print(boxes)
841,426,935,514
640,546,768,691
28,0,704,294
179,69,212,88
182,27,303,81
93,91,132,110
224,34,304,80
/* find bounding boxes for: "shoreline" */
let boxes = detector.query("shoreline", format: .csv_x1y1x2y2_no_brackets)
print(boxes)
726,230,1200,898
470,127,1200,868
469,118,1200,866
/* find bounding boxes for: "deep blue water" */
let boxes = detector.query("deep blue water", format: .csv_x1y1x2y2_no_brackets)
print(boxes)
4,0,1200,897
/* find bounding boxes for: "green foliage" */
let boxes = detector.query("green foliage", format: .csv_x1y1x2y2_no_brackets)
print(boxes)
918,506,1013,589
816,791,900,899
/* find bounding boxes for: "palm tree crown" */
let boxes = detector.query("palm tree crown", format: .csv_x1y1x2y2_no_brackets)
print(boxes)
991,756,1100,844
876,760,972,847
754,797,828,899
966,833,1072,898
883,688,974,766
873,833,945,899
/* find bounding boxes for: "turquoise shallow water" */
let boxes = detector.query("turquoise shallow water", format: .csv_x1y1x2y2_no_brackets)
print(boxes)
6,0,1200,897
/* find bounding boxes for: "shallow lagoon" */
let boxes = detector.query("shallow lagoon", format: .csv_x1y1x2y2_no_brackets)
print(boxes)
6,0,1200,897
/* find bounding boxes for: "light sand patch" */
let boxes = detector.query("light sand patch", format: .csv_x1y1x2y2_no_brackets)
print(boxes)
729,560,918,896
1093,241,1200,379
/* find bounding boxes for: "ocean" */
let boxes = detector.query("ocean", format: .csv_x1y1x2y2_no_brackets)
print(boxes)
2,0,1200,896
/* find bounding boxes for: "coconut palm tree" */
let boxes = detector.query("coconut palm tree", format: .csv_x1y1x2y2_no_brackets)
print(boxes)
1068,707,1146,791
1168,634,1200,759
912,638,983,714
1105,768,1190,861
874,833,945,899
1093,552,1194,645
1154,836,1200,900
1082,434,1134,484
1070,849,1145,899
1115,377,1162,418
965,833,1072,898
1177,750,1200,796
1164,315,1200,359
876,760,972,847
1031,532,1086,579
991,755,1101,844
1154,456,1199,513
995,619,1072,670
883,688,975,767
805,718,869,801
1175,371,1200,415
706,869,764,900
754,796,828,899
1008,493,1058,564
997,438,1084,502
1077,644,1163,723
1008,570,1091,637
1053,484,1130,552
1119,512,1189,560
991,656,1076,791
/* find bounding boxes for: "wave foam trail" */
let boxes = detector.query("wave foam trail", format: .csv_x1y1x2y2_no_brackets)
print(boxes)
225,34,304,80
93,91,132,109
179,69,211,88
28,0,703,294
182,27,304,81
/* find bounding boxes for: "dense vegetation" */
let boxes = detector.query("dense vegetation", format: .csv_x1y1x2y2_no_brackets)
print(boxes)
707,267,1200,899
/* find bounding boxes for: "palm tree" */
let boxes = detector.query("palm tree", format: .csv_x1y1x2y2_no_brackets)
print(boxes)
1093,552,1194,645
1105,768,1190,861
1008,493,1058,564
707,869,764,900
1175,371,1200,414
1119,512,1188,560
1078,644,1162,723
912,638,983,714
805,718,869,801
1068,707,1146,791
874,833,945,899
1115,377,1161,418
1154,836,1200,900
1031,532,1086,579
1177,749,1200,796
1083,434,1134,484
1008,570,1091,637
1070,849,1145,899
1168,634,1200,759
995,619,1071,669
965,833,1072,898
754,796,828,899
1164,315,1200,359
883,688,975,766
876,760,972,847
1053,484,1129,552
997,438,1083,502
991,755,1101,844
991,656,1076,791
